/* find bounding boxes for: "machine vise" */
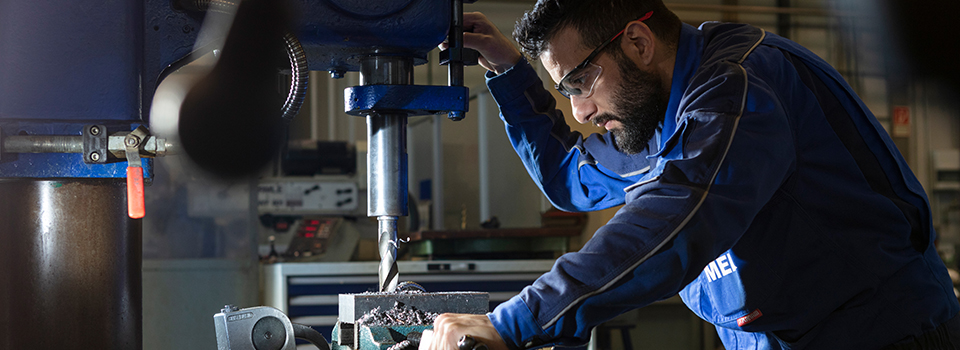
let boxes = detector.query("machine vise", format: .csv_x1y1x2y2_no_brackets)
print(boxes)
215,288,489,350
332,291,488,350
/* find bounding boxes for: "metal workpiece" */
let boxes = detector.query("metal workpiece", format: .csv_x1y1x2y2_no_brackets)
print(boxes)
332,291,487,349
0,179,142,350
378,217,401,292
338,292,489,324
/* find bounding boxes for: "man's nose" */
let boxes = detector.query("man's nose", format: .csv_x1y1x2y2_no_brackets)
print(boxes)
571,95,597,125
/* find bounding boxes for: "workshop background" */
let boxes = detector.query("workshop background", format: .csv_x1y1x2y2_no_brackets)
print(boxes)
144,0,960,349
0,0,956,349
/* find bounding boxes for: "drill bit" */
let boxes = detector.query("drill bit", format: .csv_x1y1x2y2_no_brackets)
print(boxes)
378,216,399,292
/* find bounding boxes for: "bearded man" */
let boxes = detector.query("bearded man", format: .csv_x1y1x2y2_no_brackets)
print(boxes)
420,0,960,349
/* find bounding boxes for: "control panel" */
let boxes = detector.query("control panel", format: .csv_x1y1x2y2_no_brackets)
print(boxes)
258,178,360,214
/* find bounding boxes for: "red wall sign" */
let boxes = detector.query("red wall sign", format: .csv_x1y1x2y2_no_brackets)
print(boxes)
892,106,910,137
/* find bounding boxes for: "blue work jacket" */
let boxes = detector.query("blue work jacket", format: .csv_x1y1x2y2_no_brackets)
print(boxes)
484,22,959,349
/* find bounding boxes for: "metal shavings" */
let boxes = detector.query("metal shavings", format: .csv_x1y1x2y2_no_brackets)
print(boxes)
357,301,438,326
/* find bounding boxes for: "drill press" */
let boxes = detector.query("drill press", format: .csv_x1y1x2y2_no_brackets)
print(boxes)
343,0,478,292
211,0,485,349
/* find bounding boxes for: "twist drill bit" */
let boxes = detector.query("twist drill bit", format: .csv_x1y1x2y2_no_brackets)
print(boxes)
378,216,399,292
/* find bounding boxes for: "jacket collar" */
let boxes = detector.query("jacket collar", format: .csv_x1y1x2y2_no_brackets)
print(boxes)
659,23,704,152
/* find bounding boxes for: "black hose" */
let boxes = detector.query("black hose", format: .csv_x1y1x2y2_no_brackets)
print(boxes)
292,323,331,350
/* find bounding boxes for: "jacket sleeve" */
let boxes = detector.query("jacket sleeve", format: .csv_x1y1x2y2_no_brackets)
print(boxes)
485,58,655,212
488,59,797,349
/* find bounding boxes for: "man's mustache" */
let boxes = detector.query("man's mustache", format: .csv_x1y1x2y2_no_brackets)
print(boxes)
593,113,622,127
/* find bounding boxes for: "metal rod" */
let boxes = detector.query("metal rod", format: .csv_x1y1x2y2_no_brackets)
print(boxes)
3,134,174,158
448,0,465,88
309,70,322,140
447,0,466,121
432,114,444,230
327,74,338,141
348,73,359,145
478,91,490,223
361,56,412,292
367,114,409,217
3,135,83,153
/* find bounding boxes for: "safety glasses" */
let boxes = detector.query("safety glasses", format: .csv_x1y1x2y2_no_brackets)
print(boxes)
555,11,654,99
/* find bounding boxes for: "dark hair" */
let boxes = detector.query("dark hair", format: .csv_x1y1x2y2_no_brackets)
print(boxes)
514,0,682,60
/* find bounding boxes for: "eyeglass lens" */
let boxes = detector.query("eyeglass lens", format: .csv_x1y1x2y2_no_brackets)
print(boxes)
559,63,603,98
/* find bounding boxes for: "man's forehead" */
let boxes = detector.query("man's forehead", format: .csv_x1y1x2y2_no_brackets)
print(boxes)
541,26,589,83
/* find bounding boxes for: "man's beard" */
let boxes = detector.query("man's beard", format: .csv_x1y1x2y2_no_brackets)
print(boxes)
592,54,668,154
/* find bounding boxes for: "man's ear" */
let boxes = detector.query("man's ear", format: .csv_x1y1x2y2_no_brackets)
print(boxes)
620,21,656,67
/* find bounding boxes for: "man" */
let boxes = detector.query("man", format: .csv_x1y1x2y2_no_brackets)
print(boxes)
421,0,960,348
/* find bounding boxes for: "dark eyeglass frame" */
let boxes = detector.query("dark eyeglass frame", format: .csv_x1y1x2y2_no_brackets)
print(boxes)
555,11,654,98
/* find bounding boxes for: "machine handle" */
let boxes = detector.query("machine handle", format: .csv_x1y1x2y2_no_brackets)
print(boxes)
126,166,145,219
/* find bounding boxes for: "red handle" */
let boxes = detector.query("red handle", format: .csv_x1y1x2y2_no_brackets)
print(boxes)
126,166,145,219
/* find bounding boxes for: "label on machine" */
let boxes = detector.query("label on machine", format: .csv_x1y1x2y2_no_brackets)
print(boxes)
258,180,359,213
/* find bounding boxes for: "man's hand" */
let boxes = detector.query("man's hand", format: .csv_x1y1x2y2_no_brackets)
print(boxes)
419,314,510,350
441,12,522,75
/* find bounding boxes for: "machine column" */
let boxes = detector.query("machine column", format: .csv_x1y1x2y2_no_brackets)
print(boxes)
0,180,142,349
361,56,413,292
0,1,145,348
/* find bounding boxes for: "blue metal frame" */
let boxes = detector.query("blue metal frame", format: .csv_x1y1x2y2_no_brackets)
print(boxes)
1,0,464,178
344,85,469,117
0,1,199,179
296,0,451,73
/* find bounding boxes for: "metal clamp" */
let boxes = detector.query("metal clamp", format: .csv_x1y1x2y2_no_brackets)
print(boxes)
0,125,176,164
84,124,108,164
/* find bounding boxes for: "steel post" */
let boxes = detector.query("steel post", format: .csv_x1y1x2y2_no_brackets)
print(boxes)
0,179,142,350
